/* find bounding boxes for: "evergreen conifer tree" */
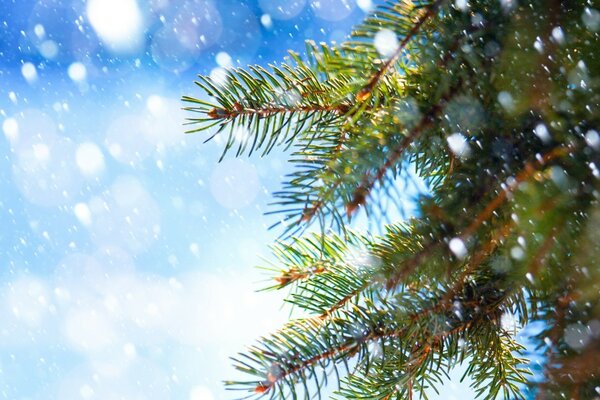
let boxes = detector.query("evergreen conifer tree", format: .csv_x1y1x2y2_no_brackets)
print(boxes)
184,1,600,398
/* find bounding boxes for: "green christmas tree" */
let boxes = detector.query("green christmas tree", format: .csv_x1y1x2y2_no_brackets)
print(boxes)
184,1,600,398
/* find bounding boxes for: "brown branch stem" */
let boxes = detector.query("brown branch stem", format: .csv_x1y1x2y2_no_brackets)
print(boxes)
318,282,369,320
207,102,350,120
355,0,445,101
459,145,573,240
347,78,462,216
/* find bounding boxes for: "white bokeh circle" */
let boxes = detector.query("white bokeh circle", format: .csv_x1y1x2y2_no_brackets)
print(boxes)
209,158,261,209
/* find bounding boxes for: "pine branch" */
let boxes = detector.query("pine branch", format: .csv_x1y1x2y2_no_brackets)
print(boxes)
234,253,524,399
226,308,393,398
185,0,453,235
354,0,445,102
384,145,575,290
185,1,600,398
205,103,350,121
335,284,518,399
262,231,377,318
183,62,353,159
300,26,476,228
467,331,530,400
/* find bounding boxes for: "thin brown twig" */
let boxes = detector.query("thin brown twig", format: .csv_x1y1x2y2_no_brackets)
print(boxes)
355,0,445,102
527,224,561,277
459,145,574,240
207,102,350,120
346,103,442,216
318,282,369,320
256,329,379,393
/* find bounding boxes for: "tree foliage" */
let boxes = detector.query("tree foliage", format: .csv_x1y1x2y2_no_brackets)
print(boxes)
184,0,600,398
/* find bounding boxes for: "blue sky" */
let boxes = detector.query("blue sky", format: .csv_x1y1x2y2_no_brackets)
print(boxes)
0,0,477,398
